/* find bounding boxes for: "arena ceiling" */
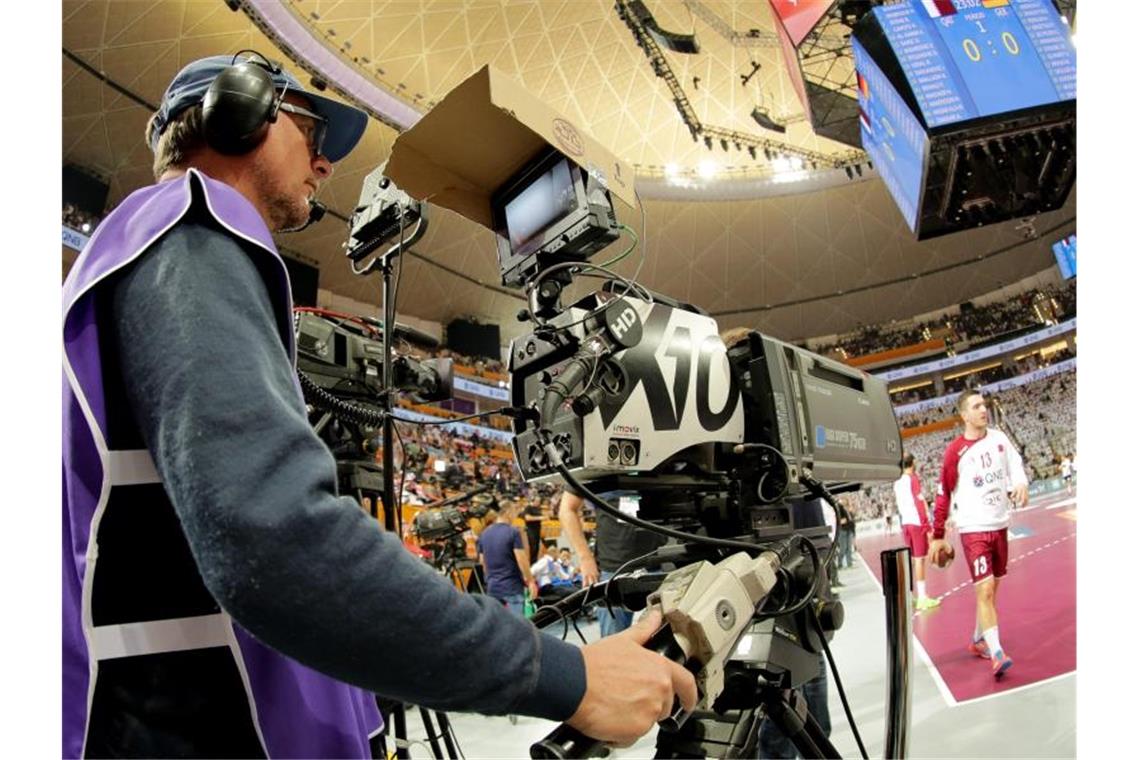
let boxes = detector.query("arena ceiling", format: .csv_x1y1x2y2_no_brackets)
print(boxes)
62,0,1076,344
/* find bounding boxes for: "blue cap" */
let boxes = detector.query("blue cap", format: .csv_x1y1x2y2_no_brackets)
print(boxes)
149,55,368,162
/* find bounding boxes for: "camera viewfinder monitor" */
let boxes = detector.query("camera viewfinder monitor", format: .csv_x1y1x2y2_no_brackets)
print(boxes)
492,148,621,288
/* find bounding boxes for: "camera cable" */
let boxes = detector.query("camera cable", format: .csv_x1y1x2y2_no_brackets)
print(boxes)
810,604,869,760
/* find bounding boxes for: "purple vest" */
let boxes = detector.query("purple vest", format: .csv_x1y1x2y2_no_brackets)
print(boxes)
62,169,382,758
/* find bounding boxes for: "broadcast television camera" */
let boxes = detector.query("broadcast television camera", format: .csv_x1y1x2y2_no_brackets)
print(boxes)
346,65,909,751
487,146,903,758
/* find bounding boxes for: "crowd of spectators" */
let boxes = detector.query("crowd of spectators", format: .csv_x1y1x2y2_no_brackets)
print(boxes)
811,281,1076,359
891,345,1076,406
390,423,561,529
63,203,102,233
432,347,506,377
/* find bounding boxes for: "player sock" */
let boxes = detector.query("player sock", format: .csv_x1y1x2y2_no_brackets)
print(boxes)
982,626,1003,657
917,580,927,599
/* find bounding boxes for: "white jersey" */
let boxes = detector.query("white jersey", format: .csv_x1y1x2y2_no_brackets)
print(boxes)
1060,457,1073,477
893,472,929,527
933,428,1028,536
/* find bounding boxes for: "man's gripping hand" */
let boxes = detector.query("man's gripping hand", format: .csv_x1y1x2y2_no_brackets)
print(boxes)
566,609,698,746
1010,483,1029,508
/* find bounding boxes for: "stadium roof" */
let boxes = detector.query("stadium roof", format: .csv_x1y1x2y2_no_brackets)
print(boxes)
62,0,1076,342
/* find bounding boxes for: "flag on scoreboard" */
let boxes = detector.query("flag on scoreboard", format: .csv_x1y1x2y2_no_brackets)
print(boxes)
982,0,1010,8
858,107,872,134
922,0,957,18
856,70,870,101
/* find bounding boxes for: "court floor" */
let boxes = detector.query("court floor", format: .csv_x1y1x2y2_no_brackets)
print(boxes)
857,492,1076,706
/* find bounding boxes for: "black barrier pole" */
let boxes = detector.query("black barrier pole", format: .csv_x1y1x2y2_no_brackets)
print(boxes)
881,548,913,759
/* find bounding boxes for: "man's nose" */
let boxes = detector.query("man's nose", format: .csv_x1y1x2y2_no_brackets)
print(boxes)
312,154,333,179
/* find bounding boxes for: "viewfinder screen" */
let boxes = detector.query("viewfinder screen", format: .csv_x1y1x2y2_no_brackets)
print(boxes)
504,158,578,256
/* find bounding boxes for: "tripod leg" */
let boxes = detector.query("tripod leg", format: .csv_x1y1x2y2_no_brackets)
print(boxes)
760,688,840,760
393,704,409,760
419,707,445,759
435,711,459,759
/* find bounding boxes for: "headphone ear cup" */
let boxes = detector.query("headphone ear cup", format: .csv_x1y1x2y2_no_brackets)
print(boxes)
202,61,279,155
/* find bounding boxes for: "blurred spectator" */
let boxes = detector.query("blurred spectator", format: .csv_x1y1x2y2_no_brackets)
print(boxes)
63,203,103,234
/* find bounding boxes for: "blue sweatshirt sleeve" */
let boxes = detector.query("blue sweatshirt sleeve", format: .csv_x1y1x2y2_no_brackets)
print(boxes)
109,220,586,721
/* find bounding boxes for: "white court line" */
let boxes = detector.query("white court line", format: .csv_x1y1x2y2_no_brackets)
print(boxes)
948,670,1076,708
857,552,959,707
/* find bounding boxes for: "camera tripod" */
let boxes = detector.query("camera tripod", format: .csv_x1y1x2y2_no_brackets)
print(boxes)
650,617,839,759
428,535,486,593
373,696,462,760
531,547,915,759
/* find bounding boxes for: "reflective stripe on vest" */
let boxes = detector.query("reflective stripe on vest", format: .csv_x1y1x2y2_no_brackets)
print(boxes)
91,613,232,661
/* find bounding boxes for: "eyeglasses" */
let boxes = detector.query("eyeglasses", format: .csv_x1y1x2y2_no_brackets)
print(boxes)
279,101,329,158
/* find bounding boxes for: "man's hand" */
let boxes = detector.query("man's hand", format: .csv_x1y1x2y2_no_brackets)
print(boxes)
579,554,600,587
567,609,698,746
927,538,955,569
527,578,539,600
1010,484,1029,508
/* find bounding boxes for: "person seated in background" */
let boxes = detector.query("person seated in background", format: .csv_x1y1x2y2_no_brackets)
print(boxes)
531,542,577,602
557,547,581,584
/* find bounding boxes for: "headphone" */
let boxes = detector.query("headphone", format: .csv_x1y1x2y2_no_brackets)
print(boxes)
202,51,287,155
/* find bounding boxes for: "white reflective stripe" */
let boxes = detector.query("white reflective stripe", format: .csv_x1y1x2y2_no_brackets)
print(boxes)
107,449,160,486
91,613,232,661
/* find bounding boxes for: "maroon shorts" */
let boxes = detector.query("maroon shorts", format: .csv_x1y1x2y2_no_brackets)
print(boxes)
960,529,1009,584
903,525,929,560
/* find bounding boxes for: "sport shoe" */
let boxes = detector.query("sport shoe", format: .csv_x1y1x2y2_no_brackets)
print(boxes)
991,650,1013,677
967,639,990,658
915,596,941,611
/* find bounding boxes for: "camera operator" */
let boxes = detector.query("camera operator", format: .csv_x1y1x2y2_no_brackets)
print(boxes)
62,54,696,758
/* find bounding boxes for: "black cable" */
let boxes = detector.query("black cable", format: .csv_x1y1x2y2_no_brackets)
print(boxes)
553,459,763,553
810,606,869,760
297,370,387,427
761,534,822,617
798,475,844,571
531,599,575,642
630,186,649,286
738,442,792,504
599,547,666,619
392,420,409,520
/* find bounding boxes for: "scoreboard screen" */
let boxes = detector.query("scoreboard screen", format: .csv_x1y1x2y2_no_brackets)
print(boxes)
852,37,928,231
875,0,1075,129
1052,233,1076,280
852,0,1076,238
